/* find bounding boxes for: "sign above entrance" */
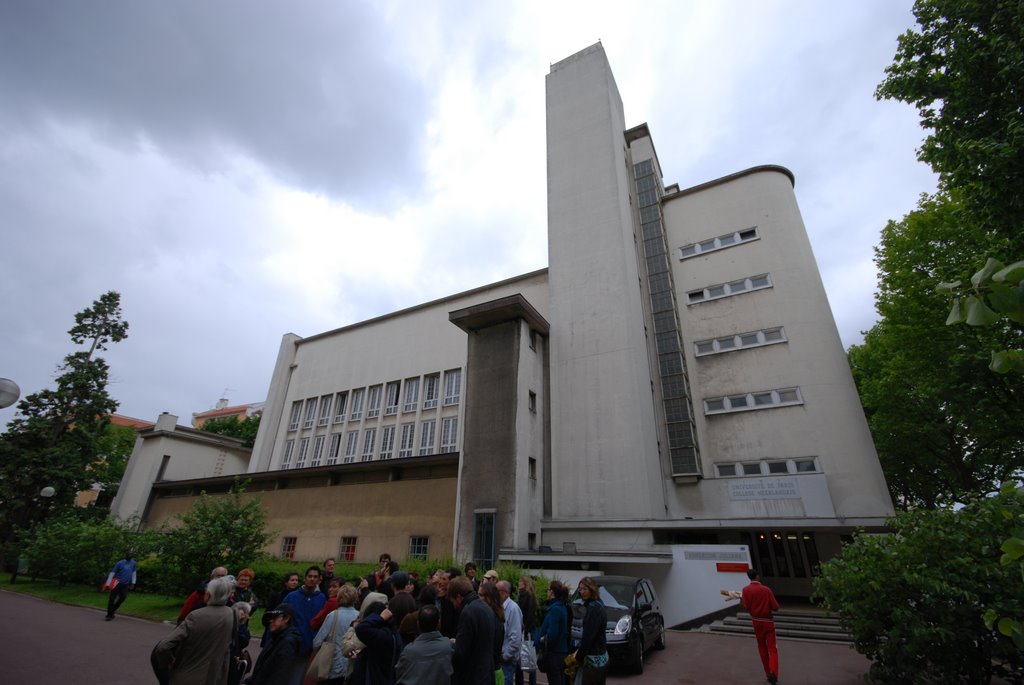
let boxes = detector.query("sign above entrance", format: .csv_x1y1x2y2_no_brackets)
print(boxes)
728,477,801,500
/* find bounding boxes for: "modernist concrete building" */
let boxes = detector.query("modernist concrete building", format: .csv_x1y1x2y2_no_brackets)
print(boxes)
112,43,892,599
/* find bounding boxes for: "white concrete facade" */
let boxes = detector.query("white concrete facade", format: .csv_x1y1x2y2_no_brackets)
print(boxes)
114,43,892,600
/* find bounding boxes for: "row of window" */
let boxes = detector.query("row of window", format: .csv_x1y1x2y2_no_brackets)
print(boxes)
288,370,462,431
281,417,459,468
678,227,759,259
704,387,802,415
687,273,772,304
694,327,786,357
280,535,429,561
715,457,818,478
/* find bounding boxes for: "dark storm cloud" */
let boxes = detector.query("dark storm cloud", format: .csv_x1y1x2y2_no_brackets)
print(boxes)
0,1,430,208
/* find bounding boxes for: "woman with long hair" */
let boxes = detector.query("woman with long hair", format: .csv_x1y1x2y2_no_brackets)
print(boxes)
478,580,505,682
573,577,608,685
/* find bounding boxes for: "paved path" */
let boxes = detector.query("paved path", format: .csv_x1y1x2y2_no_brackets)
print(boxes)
1,589,873,684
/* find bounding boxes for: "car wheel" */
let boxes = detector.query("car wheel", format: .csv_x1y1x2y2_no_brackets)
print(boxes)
632,636,645,674
654,621,666,650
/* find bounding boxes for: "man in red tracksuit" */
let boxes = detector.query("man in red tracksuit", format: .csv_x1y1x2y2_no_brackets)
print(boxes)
741,568,780,685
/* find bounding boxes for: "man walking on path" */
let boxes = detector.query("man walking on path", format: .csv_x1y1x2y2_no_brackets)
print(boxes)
741,568,780,685
103,551,136,620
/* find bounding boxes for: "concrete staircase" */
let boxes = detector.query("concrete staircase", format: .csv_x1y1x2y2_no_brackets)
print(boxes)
707,609,853,644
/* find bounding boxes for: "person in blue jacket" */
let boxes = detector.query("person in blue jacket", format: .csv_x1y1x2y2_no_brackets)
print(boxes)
534,580,569,685
104,551,137,620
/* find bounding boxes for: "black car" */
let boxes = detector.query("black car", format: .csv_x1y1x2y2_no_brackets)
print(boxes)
570,575,666,674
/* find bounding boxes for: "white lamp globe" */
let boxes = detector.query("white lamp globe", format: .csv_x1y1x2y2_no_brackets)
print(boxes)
0,378,19,409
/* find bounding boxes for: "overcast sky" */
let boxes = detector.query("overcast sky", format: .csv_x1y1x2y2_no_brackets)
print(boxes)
0,1,937,424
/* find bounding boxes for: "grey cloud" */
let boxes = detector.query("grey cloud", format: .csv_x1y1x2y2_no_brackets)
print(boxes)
0,1,431,209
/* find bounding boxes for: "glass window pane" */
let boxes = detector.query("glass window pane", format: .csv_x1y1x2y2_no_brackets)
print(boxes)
718,464,736,476
742,463,762,475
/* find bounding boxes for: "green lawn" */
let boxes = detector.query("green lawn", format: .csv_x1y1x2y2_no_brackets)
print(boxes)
1,577,265,635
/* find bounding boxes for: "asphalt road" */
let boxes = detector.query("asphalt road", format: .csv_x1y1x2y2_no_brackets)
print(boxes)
0,589,874,684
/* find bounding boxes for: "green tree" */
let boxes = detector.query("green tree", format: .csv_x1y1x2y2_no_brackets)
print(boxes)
198,414,261,448
814,490,1024,684
877,0,1024,253
849,194,1022,508
0,291,129,565
150,483,275,595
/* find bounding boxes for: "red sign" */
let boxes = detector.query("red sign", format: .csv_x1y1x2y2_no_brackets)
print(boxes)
716,562,749,573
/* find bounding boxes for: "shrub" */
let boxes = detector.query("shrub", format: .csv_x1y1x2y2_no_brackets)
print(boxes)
814,490,1024,684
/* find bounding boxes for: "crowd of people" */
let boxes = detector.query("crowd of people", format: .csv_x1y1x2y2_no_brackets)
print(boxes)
110,551,615,685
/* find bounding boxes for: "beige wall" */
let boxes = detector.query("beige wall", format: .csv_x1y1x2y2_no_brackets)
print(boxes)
144,466,458,564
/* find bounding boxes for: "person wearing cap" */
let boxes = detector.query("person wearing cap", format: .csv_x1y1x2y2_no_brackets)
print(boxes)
482,569,499,583
246,603,303,685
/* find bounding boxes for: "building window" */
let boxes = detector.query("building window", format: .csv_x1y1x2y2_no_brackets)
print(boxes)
295,437,310,468
529,330,537,351
318,395,333,426
423,374,440,409
528,457,536,480
303,397,318,429
473,513,496,569
678,227,759,260
361,427,377,461
384,382,400,416
366,385,382,419
403,378,420,412
704,387,803,415
528,391,537,413
444,369,461,406
694,327,787,357
344,430,359,463
419,419,436,456
399,423,415,458
281,536,297,560
350,388,365,421
326,434,342,465
310,435,325,467
281,439,296,468
333,392,348,423
715,457,819,477
380,425,396,459
441,417,458,452
288,401,303,431
687,273,773,305
409,536,429,560
340,536,357,562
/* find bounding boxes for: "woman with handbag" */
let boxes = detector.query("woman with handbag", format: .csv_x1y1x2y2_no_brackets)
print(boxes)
534,581,569,685
573,578,608,685
311,584,361,684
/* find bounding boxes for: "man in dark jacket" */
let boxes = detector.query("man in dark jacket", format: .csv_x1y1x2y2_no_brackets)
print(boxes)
354,602,403,685
450,576,495,685
247,604,303,685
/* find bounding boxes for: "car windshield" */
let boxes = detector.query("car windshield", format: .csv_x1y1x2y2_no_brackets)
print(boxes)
572,580,635,611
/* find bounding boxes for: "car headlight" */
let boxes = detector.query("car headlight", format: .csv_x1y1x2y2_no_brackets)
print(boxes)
613,616,631,635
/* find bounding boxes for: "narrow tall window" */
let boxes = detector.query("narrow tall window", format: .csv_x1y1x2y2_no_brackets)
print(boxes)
423,374,440,409
441,417,458,452
326,434,342,465
303,398,318,429
310,435,325,467
399,423,415,458
474,513,496,569
380,425,396,459
361,427,377,461
281,536,297,560
295,437,310,468
403,378,420,412
350,388,365,421
444,369,462,406
333,392,348,423
419,419,436,456
366,385,382,418
340,536,357,562
318,395,333,426
288,401,302,431
384,382,400,416
281,439,295,468
344,430,359,463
